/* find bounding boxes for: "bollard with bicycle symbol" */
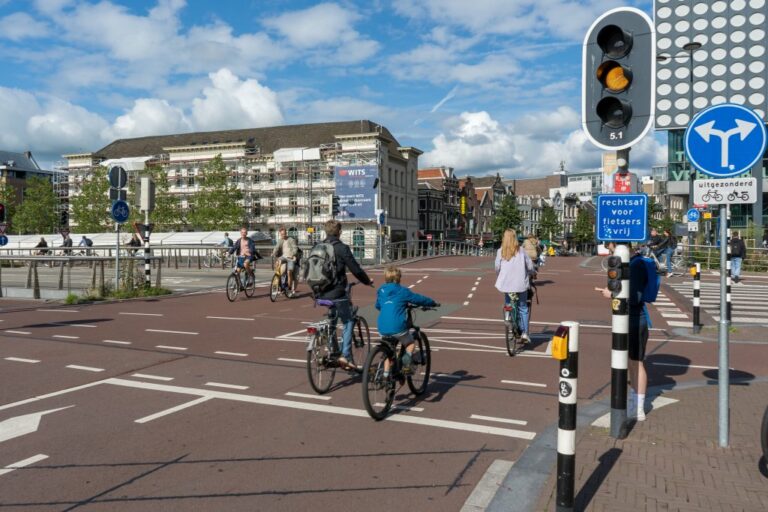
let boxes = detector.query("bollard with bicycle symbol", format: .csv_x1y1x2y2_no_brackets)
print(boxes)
552,321,579,512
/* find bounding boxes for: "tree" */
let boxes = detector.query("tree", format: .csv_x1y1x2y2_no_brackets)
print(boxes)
12,177,59,234
490,195,521,241
539,205,562,241
572,207,595,251
70,167,111,232
186,155,244,231
0,183,18,226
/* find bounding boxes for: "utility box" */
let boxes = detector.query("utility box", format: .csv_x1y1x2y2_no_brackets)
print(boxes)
140,177,156,212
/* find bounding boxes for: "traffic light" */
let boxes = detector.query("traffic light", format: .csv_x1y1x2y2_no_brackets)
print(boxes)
0,202,5,223
582,7,655,150
606,255,623,297
332,195,340,217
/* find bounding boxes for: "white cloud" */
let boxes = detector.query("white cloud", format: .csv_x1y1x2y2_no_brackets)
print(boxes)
0,12,50,40
102,98,190,141
190,69,284,131
421,109,665,177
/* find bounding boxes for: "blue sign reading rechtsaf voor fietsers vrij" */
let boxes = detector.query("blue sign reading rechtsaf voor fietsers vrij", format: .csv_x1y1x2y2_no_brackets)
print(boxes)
596,194,648,242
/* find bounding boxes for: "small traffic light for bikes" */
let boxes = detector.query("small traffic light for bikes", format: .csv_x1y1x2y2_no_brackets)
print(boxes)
606,255,623,296
332,195,340,217
0,202,5,223
582,7,655,150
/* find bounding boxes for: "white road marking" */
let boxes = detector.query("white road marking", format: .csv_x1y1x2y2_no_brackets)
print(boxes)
0,379,110,412
501,379,547,388
649,338,702,344
660,313,689,319
471,287,477,291
592,396,680,428
215,351,248,357
131,374,174,382
146,329,198,335
102,339,131,345
666,321,693,327
156,345,188,351
278,358,306,363
422,275,429,279
416,280,423,284
52,335,79,340
51,323,96,328
205,382,249,390
0,454,49,477
429,338,504,350
4,331,30,335
0,406,73,443
120,312,163,317
206,316,254,321
66,365,104,373
4,357,40,364
375,403,424,412
429,346,505,354
652,362,729,370
408,285,415,289
279,329,309,339
462,460,515,511
442,316,667,331
135,397,211,424
285,392,331,401
467,293,474,299
463,301,470,306
432,373,463,380
37,309,79,313
470,414,528,426
253,336,305,343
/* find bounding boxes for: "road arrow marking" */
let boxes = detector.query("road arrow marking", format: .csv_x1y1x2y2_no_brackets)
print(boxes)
0,406,74,443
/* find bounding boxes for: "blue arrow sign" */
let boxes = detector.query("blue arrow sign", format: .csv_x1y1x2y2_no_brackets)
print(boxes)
596,194,648,242
685,104,767,179
687,209,700,222
111,200,130,224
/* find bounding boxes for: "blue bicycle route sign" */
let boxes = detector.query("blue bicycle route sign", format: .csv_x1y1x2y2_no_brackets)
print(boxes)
684,104,768,179
596,194,648,242
111,200,130,224
687,208,700,222
0,235,7,246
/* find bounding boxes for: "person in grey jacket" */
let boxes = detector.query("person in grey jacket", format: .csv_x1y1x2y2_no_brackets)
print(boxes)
495,229,536,343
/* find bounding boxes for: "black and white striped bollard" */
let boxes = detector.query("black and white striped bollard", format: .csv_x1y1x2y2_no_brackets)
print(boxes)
692,262,702,333
610,244,629,439
143,224,151,288
725,209,732,321
553,321,579,512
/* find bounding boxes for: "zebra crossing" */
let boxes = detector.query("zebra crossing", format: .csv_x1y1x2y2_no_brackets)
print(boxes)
651,290,692,328
667,279,768,325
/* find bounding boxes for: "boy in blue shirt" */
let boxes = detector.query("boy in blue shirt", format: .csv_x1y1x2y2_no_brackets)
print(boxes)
375,266,439,373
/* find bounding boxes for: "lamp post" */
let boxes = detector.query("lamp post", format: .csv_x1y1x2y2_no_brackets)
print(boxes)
657,41,702,249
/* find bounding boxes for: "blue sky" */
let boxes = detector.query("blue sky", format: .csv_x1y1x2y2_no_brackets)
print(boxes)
0,0,665,176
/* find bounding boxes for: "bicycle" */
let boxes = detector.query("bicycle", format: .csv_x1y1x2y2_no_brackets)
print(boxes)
504,282,536,357
225,257,256,302
306,283,371,394
702,189,723,202
204,248,232,268
270,257,297,301
362,304,435,420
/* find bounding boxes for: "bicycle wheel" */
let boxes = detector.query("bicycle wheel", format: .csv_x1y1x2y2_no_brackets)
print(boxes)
505,305,520,357
226,274,239,302
600,257,609,271
407,331,431,395
307,332,336,394
244,272,256,297
762,405,768,463
362,345,395,420
269,274,280,302
350,316,371,371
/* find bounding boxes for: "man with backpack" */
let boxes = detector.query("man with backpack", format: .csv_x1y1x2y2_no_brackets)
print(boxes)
305,219,373,370
730,231,747,283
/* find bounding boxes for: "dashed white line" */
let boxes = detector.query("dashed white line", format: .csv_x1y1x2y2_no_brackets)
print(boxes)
156,345,188,351
463,301,470,306
4,331,30,335
471,287,477,292
120,312,163,317
66,365,105,373
205,382,249,390
131,373,174,382
37,309,78,313
467,293,474,299
285,391,331,401
408,285,415,289
253,336,305,343
652,362,728,370
4,357,40,364
146,329,198,335
102,339,131,345
501,379,547,388
52,335,79,340
278,358,306,363
375,403,424,412
0,454,49,477
135,397,211,424
215,351,248,357
470,414,528,426
206,316,254,321
51,323,97,328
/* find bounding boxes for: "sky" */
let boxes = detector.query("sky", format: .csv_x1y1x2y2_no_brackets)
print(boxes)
0,0,666,177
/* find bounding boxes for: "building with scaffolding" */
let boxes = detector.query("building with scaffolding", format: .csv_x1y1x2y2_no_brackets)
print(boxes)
62,120,421,256
0,151,68,229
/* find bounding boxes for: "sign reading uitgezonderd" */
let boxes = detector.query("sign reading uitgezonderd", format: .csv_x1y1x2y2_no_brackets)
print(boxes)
693,177,757,205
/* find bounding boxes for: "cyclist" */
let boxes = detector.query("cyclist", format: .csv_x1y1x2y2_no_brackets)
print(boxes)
78,235,93,256
494,228,536,344
228,227,261,281
523,233,541,268
375,266,437,374
34,237,49,255
316,219,373,370
221,232,234,248
271,226,299,293
661,228,677,276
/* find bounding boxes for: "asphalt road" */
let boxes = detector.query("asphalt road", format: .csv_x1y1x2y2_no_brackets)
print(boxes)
1,255,766,511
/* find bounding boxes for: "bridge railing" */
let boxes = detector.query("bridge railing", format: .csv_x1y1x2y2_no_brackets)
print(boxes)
683,244,768,272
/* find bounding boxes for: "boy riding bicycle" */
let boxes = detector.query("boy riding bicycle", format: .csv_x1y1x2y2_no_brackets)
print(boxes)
375,266,438,374
228,227,261,279
271,226,299,293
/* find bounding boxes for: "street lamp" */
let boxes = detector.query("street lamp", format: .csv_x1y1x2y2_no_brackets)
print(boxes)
657,41,702,248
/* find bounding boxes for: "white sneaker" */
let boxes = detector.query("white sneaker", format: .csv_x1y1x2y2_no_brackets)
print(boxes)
636,406,646,421
521,333,530,344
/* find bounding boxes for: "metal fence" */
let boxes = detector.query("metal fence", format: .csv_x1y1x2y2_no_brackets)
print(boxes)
684,244,768,272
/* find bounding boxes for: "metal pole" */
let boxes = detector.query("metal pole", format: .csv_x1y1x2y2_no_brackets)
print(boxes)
115,223,120,291
693,262,702,333
610,244,629,439
556,321,579,512
752,160,763,237
718,204,730,447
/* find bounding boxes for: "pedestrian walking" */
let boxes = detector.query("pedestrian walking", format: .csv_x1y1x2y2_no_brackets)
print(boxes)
730,231,747,283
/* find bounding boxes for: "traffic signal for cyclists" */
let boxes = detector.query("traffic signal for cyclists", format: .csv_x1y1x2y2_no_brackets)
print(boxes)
332,195,340,217
606,255,623,297
0,202,5,222
582,7,655,150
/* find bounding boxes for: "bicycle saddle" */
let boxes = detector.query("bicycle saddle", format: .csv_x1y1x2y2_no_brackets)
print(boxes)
315,299,335,308
381,335,400,343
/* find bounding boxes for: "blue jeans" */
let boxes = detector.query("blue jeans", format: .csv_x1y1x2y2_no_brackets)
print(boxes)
333,298,354,359
505,290,529,335
663,247,674,274
731,257,742,279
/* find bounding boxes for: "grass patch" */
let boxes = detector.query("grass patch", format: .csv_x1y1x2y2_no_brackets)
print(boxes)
68,286,172,303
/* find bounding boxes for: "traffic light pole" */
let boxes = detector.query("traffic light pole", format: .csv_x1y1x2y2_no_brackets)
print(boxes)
115,223,120,291
610,244,630,439
718,204,730,447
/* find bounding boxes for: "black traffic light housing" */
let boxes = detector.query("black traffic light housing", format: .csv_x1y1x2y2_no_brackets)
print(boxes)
332,195,340,218
582,7,655,150
606,255,623,297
